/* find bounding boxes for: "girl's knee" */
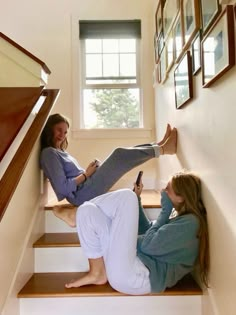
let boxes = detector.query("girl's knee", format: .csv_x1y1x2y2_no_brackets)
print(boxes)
112,147,126,158
123,188,138,205
116,188,136,199
77,202,96,221
114,188,138,206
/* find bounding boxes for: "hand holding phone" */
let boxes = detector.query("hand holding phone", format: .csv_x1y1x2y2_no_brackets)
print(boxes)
133,171,143,192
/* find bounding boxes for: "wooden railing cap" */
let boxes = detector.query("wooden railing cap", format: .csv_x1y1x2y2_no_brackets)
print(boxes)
0,32,51,74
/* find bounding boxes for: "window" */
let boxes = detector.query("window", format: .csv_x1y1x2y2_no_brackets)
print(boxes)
79,20,142,129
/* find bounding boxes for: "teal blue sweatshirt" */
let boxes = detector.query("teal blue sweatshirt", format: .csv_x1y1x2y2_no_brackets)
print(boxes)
137,191,199,293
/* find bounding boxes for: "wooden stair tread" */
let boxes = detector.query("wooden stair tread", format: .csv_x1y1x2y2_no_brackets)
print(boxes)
45,189,161,210
33,233,80,248
18,273,202,298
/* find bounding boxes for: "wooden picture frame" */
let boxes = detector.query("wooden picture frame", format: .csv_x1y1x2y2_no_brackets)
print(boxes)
157,63,162,84
182,0,201,50
202,5,235,88
163,0,180,39
160,45,168,83
154,33,159,63
155,0,163,38
157,30,164,57
200,0,221,34
192,31,201,75
166,30,174,72
174,50,193,109
152,63,161,86
173,11,184,63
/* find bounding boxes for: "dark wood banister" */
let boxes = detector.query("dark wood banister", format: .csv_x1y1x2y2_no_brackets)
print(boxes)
0,87,44,162
0,32,51,74
0,88,60,221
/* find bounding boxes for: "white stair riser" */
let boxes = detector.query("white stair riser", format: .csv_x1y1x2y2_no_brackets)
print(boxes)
45,211,77,233
34,248,89,272
20,296,202,315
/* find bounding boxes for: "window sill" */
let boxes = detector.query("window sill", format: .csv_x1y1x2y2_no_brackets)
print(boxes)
72,128,153,139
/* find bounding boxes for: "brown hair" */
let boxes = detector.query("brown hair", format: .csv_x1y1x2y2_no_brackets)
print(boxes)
171,171,209,288
41,113,69,151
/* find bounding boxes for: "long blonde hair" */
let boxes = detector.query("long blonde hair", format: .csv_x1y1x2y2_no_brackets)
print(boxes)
171,171,209,287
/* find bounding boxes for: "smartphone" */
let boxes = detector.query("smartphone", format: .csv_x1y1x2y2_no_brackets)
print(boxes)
133,171,143,191
94,159,100,167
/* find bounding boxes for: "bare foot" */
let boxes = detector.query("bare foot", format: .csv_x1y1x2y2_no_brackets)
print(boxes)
53,206,77,227
157,124,172,146
65,257,108,288
65,271,107,288
160,128,177,155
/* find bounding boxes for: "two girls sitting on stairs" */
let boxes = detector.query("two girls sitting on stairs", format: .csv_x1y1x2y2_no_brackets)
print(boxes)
40,114,209,294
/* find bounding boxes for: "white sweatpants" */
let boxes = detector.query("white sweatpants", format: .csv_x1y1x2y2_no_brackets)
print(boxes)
76,189,151,295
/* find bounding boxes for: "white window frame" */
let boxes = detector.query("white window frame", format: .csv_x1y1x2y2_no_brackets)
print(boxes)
81,38,141,90
71,15,152,139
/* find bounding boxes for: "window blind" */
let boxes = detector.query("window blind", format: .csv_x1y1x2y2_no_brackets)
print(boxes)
79,20,141,39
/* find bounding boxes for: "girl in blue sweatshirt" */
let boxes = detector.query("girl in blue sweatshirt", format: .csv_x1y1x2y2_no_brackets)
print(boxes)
63,171,209,294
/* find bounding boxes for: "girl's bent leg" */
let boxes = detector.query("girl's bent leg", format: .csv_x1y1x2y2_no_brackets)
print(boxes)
65,202,110,288
91,189,151,295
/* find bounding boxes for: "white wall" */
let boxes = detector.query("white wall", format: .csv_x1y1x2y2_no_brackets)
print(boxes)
0,0,157,189
152,1,236,315
0,143,45,315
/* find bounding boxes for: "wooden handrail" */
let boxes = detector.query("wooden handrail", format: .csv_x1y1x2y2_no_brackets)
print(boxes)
0,87,44,161
0,88,60,221
0,32,51,74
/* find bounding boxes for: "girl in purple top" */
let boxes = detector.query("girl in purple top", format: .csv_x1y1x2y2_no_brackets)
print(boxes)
40,113,177,206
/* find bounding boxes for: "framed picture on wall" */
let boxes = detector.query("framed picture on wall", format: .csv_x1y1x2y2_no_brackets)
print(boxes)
157,30,164,57
160,45,168,83
192,31,201,75
182,0,201,50
155,0,163,38
174,50,193,109
152,63,161,86
202,5,235,87
163,0,180,39
200,0,221,34
166,30,174,72
157,63,162,84
173,11,184,62
154,33,159,63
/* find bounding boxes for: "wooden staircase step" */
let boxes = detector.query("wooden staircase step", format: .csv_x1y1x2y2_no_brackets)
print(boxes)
45,189,161,210
18,273,202,298
33,233,80,248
